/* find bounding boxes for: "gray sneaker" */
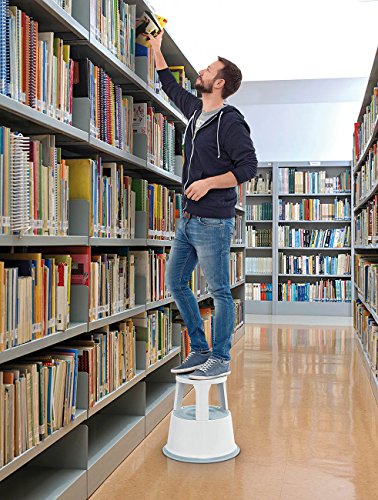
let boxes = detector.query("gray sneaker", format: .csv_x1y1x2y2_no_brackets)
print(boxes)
189,356,231,380
171,351,211,374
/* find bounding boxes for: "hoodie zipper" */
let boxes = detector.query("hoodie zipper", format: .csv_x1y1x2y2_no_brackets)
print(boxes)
183,112,222,212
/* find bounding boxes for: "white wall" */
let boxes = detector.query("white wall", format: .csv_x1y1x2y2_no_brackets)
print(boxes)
228,78,367,162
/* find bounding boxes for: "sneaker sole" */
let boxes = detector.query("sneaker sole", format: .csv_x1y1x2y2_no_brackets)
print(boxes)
189,371,231,380
171,364,206,374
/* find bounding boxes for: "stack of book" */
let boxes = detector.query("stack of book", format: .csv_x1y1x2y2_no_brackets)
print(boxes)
73,59,134,152
0,347,78,466
354,144,377,204
247,227,272,247
4,8,75,123
169,66,197,95
353,85,378,163
0,252,72,352
135,306,173,366
279,198,351,220
90,1,136,71
230,252,244,283
89,252,136,322
68,159,136,239
232,215,244,244
149,249,170,303
246,283,273,301
133,103,175,173
279,253,351,276
278,279,352,302
354,299,378,372
246,203,272,221
278,226,351,248
354,198,378,246
0,129,68,236
246,172,272,194
246,257,272,275
279,168,351,194
71,321,136,408
354,254,378,311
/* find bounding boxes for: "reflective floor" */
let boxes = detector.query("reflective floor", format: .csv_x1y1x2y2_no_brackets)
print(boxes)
91,322,378,500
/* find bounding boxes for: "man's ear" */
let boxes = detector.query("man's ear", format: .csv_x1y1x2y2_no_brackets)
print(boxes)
215,78,225,90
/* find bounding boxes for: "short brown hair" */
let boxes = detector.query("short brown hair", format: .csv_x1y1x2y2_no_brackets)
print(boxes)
217,57,242,99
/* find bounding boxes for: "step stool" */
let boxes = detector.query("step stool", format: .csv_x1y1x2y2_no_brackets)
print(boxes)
162,374,240,463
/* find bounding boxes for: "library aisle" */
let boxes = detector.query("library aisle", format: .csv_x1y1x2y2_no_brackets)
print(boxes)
91,322,378,500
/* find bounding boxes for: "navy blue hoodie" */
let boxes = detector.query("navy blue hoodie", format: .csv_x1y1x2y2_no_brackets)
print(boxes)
157,68,258,218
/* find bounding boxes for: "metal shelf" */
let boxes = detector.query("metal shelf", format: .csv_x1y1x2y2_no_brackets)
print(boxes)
0,322,88,365
277,161,351,169
279,192,351,197
88,305,145,331
246,220,273,223
279,219,351,223
278,274,351,278
354,245,378,250
279,247,351,251
0,408,87,483
146,239,174,247
246,272,272,276
246,193,272,197
356,290,378,324
230,280,245,289
0,235,88,246
145,297,175,311
146,347,181,376
231,243,245,248
235,205,245,213
246,246,272,250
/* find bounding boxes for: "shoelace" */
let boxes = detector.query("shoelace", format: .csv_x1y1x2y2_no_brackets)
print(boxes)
200,357,217,372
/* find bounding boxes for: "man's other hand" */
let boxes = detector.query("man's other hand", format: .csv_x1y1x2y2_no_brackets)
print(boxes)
185,179,211,202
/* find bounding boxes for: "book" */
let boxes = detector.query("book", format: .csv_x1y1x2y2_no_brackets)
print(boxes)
136,10,167,48
278,279,351,302
246,257,272,275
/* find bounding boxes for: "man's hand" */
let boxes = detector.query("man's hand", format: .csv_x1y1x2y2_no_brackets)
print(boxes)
145,30,164,53
185,179,211,202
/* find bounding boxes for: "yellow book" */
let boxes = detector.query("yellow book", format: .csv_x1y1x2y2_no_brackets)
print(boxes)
66,159,94,236
136,11,167,47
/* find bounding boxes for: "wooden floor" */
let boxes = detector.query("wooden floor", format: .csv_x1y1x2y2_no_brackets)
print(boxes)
91,322,378,500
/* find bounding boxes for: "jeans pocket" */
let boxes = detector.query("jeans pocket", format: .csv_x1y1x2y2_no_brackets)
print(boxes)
198,217,224,226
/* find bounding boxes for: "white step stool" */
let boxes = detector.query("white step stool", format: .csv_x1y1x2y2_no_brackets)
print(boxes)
163,374,240,463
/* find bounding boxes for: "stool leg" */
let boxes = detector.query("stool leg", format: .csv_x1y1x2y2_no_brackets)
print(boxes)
217,381,229,410
174,382,185,410
194,384,211,421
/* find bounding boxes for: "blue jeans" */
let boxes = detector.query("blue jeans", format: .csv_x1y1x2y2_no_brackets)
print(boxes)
166,216,235,362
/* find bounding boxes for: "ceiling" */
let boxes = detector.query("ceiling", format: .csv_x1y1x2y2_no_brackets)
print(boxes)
148,0,378,81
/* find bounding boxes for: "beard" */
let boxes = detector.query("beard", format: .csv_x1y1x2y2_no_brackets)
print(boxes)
195,76,215,94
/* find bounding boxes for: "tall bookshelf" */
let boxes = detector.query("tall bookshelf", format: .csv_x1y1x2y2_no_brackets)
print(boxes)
0,1,246,498
352,47,378,404
246,161,353,317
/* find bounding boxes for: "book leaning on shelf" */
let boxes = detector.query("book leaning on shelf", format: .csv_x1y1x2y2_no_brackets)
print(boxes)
247,227,272,247
0,346,79,467
231,215,243,244
278,225,351,249
246,172,272,194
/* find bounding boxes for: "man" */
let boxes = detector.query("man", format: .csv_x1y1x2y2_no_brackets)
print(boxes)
148,31,257,380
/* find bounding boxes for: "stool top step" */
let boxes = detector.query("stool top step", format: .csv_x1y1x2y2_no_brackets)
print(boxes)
175,374,228,385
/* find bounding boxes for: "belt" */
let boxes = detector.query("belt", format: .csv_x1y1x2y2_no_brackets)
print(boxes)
183,211,199,219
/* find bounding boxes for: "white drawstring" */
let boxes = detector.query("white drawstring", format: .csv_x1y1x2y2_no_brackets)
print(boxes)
183,112,196,145
217,111,223,158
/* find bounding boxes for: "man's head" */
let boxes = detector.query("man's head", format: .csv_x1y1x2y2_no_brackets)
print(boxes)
195,57,242,100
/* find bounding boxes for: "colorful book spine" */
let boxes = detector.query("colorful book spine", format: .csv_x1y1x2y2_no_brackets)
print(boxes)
354,197,378,246
279,253,351,275
353,299,378,373
278,279,352,302
278,198,351,221
353,84,378,164
279,168,351,194
231,215,244,244
278,225,351,248
134,306,172,366
354,143,378,205
246,283,273,301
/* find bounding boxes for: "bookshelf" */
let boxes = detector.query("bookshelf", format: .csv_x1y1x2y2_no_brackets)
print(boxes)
246,161,353,317
0,0,246,498
352,47,378,404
